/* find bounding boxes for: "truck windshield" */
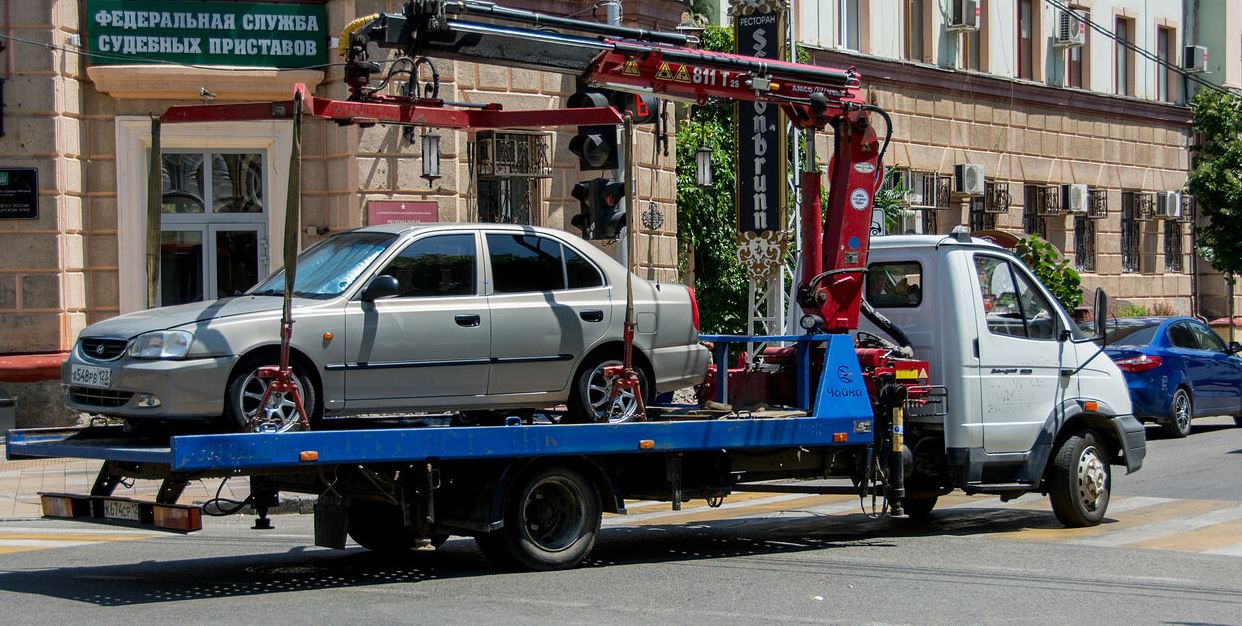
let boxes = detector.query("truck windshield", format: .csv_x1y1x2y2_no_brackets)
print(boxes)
250,232,397,299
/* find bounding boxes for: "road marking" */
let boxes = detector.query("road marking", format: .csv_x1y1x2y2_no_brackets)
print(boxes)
986,498,1222,542
0,525,157,556
1073,502,1242,547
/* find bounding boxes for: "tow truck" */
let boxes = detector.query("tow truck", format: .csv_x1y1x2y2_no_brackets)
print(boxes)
5,0,1145,571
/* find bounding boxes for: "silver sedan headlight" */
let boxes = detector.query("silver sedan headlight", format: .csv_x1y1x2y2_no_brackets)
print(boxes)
127,330,195,359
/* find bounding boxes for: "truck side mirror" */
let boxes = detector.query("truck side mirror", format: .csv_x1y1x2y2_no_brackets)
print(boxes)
361,275,400,301
1094,288,1108,345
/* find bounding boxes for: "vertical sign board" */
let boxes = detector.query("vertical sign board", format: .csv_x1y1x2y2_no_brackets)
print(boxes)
367,200,439,225
85,1,328,69
0,169,38,219
733,0,787,234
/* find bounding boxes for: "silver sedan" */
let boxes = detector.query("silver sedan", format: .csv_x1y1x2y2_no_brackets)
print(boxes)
63,224,708,431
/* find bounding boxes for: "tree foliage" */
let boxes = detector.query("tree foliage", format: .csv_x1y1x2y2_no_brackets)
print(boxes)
1188,89,1242,277
676,26,746,334
1016,234,1082,311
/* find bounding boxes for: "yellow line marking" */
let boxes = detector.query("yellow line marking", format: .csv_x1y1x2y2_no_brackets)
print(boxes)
0,532,154,542
610,491,814,517
0,546,46,555
1130,518,1242,553
616,494,856,526
993,499,1226,542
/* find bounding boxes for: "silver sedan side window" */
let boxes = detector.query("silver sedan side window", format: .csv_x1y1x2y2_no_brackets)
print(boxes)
379,234,477,298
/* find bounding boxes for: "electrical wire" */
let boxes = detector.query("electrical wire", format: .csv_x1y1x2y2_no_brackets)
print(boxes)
1041,0,1233,97
201,477,254,516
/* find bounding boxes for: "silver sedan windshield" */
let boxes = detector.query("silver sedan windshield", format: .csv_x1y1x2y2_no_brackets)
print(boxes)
251,232,397,298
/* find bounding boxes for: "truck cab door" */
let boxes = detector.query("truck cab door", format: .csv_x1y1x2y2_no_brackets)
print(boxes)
971,254,1075,454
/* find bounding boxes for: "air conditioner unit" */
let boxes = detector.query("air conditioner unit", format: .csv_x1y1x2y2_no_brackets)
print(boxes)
948,0,981,32
1184,45,1208,73
1062,184,1089,213
898,170,925,207
1156,191,1182,219
954,164,985,196
1054,10,1087,47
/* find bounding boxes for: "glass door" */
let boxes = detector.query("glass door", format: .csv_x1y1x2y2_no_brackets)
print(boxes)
157,149,269,306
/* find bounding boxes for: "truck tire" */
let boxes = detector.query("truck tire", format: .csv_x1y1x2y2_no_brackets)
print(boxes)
1047,430,1110,527
566,354,649,424
478,465,602,571
1161,388,1192,438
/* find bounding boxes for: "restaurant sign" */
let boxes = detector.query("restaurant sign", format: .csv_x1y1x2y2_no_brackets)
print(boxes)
86,0,328,69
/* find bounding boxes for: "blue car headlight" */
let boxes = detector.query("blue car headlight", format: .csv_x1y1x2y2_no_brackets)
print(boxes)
127,330,194,359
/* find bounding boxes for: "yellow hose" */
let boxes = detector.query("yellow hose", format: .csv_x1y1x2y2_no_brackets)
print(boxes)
338,14,380,58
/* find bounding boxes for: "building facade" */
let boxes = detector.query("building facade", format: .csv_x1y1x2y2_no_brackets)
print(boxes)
0,0,685,423
780,0,1240,318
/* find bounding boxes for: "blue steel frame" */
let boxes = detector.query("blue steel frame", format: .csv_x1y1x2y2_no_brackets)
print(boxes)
6,336,876,473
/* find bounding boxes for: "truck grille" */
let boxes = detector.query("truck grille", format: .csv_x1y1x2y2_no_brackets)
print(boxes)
79,338,128,362
68,387,134,408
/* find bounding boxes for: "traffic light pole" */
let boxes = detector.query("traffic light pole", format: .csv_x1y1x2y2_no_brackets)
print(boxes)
605,0,628,267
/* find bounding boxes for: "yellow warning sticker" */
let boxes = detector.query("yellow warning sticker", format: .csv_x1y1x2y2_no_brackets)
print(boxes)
655,62,673,79
623,58,641,76
895,369,919,380
673,64,691,82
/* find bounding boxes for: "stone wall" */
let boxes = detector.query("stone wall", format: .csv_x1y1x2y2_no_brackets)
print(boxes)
0,0,87,352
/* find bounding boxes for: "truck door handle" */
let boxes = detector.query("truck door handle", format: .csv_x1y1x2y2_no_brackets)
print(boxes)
579,309,604,322
455,314,481,327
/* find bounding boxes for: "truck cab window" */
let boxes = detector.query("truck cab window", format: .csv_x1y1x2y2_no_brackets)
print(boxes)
379,234,477,298
975,255,1059,340
865,262,923,307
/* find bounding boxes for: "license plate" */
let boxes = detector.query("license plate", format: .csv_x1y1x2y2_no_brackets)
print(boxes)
70,364,112,389
103,499,142,522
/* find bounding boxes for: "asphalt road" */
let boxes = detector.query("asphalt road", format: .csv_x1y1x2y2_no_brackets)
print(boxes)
0,417,1239,625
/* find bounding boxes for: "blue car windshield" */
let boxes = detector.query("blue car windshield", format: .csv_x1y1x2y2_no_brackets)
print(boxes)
250,232,397,299
1104,324,1159,347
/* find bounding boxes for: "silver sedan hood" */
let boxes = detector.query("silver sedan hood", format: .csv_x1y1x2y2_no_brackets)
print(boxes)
79,296,292,339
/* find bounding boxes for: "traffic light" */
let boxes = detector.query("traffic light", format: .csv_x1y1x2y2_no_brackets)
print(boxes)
610,92,660,124
567,90,618,171
569,178,626,240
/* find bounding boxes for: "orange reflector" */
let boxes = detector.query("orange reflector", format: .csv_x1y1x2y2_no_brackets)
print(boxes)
323,331,334,340
299,450,319,462
638,440,655,450
41,494,80,518
1084,401,1098,412
153,504,203,532
833,433,848,442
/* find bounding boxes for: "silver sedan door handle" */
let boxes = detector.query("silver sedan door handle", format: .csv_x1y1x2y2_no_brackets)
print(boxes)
579,309,604,322
455,314,481,327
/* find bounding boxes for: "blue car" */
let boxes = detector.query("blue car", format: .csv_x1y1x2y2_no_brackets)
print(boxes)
1100,317,1242,437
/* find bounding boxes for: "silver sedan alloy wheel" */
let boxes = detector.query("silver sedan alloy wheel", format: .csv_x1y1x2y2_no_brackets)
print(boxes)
585,359,640,424
237,369,307,433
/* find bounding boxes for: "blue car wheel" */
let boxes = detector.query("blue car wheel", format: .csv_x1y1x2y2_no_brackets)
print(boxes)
1163,388,1192,438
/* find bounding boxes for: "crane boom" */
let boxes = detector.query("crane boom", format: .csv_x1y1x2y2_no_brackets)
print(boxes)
349,0,889,330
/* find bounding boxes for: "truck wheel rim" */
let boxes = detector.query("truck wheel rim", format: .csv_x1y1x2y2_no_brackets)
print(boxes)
239,369,304,433
1076,445,1108,512
521,477,586,551
586,360,638,424
1173,392,1191,433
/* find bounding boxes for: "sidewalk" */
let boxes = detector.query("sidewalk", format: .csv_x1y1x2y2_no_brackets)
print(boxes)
0,447,250,520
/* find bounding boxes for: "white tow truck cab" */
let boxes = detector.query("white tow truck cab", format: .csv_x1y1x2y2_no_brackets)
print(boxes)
860,230,1145,524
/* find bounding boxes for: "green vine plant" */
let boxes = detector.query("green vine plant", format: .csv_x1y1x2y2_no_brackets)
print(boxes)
1015,234,1083,311
676,26,746,334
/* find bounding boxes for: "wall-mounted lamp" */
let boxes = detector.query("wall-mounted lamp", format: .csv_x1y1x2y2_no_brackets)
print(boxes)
695,145,713,188
421,132,441,184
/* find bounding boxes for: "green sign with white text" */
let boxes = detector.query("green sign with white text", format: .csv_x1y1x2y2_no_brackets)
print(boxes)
86,0,328,69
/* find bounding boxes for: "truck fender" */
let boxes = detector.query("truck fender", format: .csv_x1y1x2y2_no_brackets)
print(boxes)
480,456,625,530
1032,399,1145,479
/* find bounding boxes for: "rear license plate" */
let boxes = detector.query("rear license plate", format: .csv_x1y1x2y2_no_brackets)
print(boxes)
70,364,112,389
103,499,142,522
